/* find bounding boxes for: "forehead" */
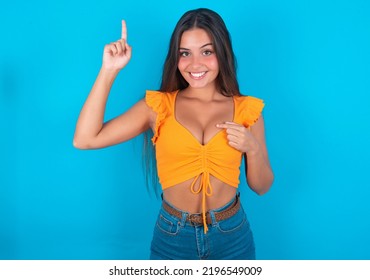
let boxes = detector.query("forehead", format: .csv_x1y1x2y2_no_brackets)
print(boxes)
179,28,213,47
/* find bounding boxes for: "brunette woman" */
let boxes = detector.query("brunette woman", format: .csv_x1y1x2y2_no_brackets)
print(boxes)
74,8,274,260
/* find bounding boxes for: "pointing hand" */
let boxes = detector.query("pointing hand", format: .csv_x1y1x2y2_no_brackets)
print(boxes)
216,122,260,155
102,20,132,71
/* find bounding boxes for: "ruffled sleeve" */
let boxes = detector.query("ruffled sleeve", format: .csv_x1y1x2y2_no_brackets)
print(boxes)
145,90,166,144
235,96,265,128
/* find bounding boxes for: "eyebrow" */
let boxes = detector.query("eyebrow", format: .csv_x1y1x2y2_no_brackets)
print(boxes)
179,43,213,50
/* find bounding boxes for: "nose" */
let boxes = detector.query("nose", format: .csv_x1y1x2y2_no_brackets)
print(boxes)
190,54,203,68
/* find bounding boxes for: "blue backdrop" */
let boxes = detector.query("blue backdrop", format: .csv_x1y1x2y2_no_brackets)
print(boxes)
1,0,369,259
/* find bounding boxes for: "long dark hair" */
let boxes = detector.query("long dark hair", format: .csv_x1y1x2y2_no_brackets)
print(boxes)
144,8,240,196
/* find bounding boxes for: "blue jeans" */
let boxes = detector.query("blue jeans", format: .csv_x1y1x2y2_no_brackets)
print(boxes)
150,194,256,260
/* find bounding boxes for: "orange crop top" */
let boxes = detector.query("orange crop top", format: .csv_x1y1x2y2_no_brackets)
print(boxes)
145,90,264,232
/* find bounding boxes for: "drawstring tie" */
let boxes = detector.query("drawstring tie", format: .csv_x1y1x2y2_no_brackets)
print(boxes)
190,171,213,233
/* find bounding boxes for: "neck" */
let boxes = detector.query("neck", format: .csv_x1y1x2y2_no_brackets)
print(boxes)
183,84,222,101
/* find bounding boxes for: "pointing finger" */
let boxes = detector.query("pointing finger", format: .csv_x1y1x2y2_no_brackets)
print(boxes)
216,122,242,129
121,20,127,40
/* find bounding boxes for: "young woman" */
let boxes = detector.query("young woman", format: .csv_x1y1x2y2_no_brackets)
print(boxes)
74,8,274,260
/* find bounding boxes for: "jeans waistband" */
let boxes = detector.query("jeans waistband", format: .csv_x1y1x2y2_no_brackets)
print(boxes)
161,193,240,226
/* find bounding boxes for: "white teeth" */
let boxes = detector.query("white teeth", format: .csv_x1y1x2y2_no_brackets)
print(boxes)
190,72,206,78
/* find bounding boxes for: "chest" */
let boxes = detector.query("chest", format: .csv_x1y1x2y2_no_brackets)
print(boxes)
174,97,235,145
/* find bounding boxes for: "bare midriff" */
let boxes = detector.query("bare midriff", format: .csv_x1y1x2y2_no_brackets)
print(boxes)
163,175,237,213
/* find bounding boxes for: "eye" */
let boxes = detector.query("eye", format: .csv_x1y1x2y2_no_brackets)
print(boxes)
179,51,190,57
203,50,214,56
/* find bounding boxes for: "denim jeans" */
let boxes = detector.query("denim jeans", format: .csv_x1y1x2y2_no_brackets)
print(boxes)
150,194,256,260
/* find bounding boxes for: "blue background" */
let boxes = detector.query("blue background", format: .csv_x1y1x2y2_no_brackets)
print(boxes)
1,0,369,259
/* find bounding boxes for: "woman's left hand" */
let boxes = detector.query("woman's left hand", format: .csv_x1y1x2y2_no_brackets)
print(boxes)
216,122,260,155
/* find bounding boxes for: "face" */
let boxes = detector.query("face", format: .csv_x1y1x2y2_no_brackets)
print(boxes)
178,28,219,90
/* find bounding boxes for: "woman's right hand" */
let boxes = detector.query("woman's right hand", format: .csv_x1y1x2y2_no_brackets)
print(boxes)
102,20,132,71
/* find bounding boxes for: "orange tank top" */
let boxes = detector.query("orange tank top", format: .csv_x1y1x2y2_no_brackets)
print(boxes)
145,90,264,232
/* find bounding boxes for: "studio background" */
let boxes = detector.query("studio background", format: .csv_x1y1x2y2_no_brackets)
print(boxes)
1,0,369,259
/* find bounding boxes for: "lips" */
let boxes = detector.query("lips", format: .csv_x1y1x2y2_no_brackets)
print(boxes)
189,71,206,79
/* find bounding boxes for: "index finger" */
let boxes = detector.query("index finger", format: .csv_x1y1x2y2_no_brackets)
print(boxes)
216,122,241,129
121,20,127,40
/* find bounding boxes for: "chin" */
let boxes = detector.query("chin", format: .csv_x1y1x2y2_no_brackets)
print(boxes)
186,80,216,89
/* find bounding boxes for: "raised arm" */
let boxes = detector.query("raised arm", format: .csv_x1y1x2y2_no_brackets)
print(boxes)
73,20,153,149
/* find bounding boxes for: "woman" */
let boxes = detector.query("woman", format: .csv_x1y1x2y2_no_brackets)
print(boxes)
74,8,274,260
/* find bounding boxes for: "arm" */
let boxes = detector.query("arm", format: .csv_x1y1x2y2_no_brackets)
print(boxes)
243,116,274,194
216,116,274,194
73,20,153,149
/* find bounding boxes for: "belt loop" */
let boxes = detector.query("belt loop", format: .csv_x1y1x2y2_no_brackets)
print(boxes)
209,210,218,227
180,211,187,227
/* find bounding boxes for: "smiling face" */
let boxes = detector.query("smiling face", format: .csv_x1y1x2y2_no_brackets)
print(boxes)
177,28,219,91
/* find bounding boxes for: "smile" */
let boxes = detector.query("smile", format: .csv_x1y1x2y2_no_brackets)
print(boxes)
190,72,206,79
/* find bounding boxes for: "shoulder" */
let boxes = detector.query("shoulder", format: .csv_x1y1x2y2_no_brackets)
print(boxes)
144,90,178,138
234,94,264,106
145,90,178,112
234,94,265,128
